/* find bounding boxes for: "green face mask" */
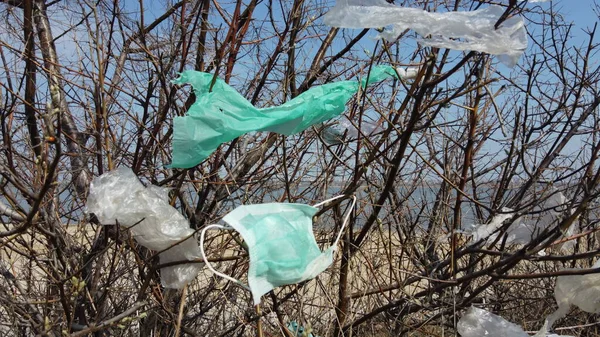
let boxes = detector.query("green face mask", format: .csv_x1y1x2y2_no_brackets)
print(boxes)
200,195,356,305
170,66,398,168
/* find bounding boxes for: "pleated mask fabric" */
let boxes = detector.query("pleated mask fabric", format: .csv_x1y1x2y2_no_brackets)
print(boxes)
200,196,356,304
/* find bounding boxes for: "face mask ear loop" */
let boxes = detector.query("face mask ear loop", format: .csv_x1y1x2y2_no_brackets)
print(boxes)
200,224,250,290
332,195,357,248
313,194,345,208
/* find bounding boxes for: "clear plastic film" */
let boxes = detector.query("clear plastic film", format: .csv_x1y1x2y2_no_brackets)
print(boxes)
86,167,202,288
457,307,529,337
324,2,527,67
458,307,574,337
320,118,382,145
547,259,600,327
468,192,574,247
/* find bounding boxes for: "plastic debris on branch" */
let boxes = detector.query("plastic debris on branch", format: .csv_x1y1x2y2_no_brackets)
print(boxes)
547,259,600,327
458,307,574,337
170,66,398,168
287,321,318,337
469,207,515,243
395,66,420,80
320,119,382,145
86,167,202,288
457,307,529,337
323,1,527,67
319,66,418,145
468,192,573,246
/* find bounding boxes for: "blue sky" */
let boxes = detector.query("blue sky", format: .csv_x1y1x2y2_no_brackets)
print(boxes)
561,0,597,24
541,0,598,46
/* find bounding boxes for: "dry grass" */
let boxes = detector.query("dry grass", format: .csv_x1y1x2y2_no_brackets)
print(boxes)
0,221,599,336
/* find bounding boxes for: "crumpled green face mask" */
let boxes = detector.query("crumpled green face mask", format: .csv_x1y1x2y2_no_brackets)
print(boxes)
200,195,356,305
170,66,399,168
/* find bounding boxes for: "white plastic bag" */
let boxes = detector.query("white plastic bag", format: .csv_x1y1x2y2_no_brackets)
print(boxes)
458,307,529,337
395,66,419,80
468,192,573,246
86,167,202,288
470,207,515,242
324,1,526,67
458,307,573,337
547,260,600,326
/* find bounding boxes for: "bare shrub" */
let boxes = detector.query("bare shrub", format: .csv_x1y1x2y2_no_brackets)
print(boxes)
0,0,599,336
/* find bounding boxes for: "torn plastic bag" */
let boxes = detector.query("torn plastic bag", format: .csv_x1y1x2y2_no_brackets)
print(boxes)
458,307,573,337
547,259,600,326
458,307,529,337
318,66,417,145
170,65,398,168
469,207,515,243
320,118,382,145
395,66,420,80
320,124,346,145
467,192,573,246
86,167,202,288
158,236,203,287
323,2,526,67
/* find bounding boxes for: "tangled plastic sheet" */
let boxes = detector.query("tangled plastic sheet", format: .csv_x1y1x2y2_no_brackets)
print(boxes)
468,192,574,247
458,307,573,337
547,259,600,326
170,65,399,168
86,167,202,288
324,1,527,67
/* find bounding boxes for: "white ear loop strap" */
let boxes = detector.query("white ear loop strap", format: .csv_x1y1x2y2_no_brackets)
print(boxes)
313,194,346,208
333,195,357,247
199,224,250,290
313,195,357,248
